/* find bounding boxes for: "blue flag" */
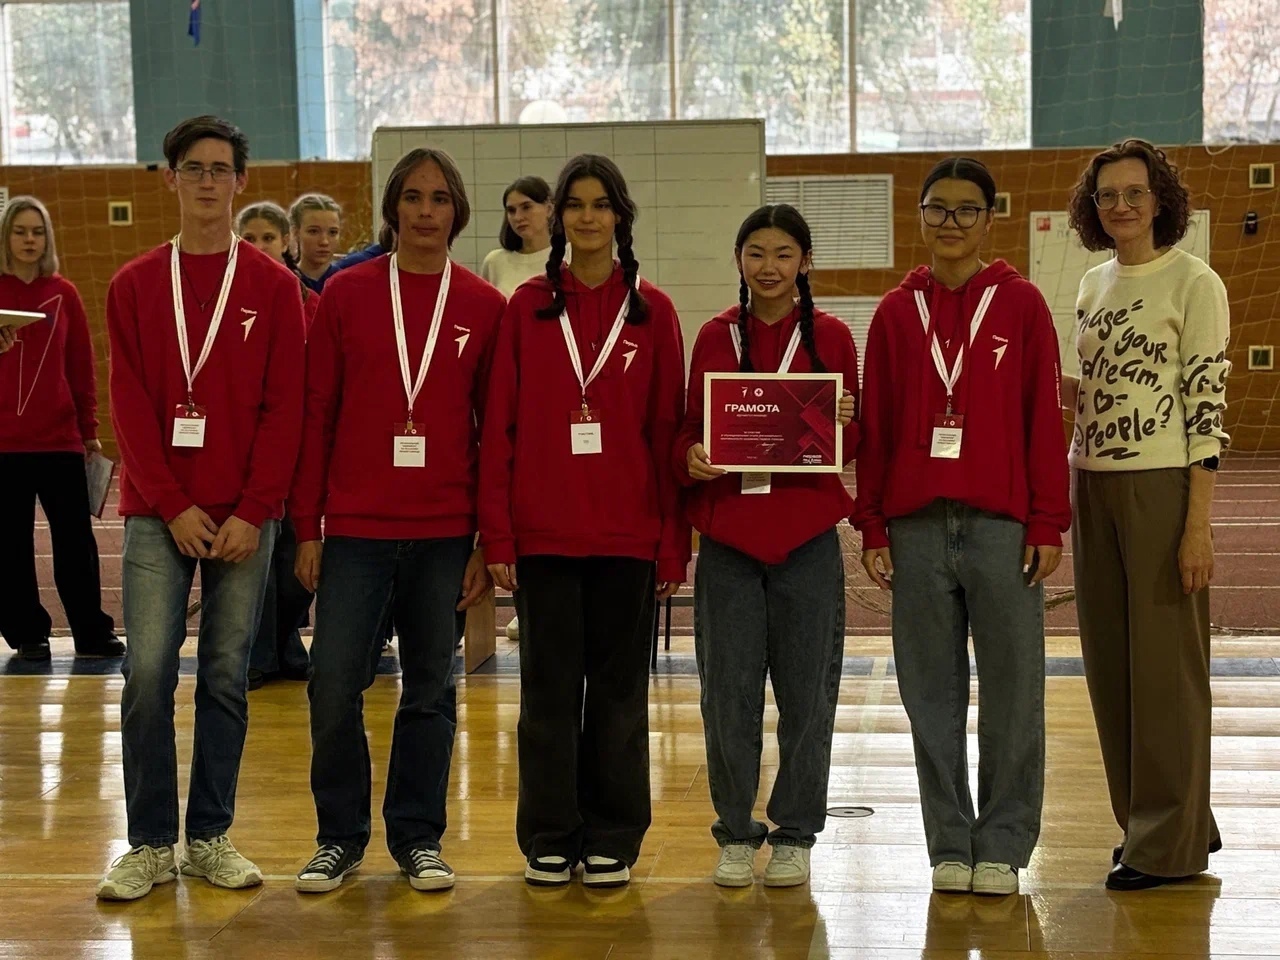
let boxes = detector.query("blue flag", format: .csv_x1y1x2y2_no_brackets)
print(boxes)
188,0,201,46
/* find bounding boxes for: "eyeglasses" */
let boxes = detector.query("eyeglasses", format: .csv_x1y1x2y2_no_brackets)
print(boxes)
919,203,986,229
1092,186,1151,210
174,163,237,183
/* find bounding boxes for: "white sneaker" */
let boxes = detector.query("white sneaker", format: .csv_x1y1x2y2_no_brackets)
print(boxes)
972,862,1019,896
399,846,455,892
96,844,178,901
505,616,520,642
713,844,757,887
932,861,974,893
762,845,810,887
179,836,263,889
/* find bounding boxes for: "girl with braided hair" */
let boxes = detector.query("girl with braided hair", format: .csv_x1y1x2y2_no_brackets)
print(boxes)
676,203,858,888
479,154,689,889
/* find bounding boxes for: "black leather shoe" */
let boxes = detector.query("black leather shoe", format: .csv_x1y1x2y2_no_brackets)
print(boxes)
1114,837,1222,865
75,636,126,658
1106,864,1189,891
17,641,51,661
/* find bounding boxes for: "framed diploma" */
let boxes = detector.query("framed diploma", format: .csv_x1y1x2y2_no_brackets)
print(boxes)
704,372,843,472
0,309,48,330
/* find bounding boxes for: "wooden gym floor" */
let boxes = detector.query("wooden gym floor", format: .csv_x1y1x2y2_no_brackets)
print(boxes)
2,630,1279,959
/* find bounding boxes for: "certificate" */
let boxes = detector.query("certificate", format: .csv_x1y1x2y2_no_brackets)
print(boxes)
0,309,48,330
704,372,843,473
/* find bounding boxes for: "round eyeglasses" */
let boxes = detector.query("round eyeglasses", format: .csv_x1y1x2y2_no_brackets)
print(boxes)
919,203,985,229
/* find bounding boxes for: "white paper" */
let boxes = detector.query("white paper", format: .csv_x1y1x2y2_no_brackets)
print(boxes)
741,472,772,495
571,421,603,455
930,425,963,460
394,435,426,468
172,417,206,448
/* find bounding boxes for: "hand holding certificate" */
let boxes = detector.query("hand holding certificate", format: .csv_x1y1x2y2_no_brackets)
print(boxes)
704,372,843,472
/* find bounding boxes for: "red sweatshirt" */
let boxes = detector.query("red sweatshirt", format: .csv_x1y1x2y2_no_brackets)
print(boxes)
676,306,860,564
479,264,690,583
290,257,505,542
0,274,98,454
852,261,1070,550
106,240,306,527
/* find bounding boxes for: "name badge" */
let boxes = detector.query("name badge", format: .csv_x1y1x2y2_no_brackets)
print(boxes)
172,404,207,448
570,408,603,455
742,472,772,495
931,413,964,460
393,424,426,468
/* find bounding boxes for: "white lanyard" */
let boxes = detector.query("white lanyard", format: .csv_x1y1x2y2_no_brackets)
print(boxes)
914,285,998,411
729,322,803,373
390,254,452,426
560,284,632,411
170,234,240,405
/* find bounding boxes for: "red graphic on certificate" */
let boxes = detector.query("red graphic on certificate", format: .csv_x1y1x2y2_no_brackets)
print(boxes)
704,373,843,472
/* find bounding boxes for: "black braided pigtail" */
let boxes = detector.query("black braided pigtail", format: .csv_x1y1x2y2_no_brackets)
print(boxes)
534,231,569,319
796,272,825,373
615,222,649,325
737,276,754,373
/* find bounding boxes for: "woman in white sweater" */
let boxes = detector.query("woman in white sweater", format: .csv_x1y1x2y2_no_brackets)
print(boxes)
1064,139,1229,892
480,176,552,297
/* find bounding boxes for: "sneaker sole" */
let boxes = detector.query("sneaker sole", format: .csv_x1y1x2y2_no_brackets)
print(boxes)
763,873,809,888
713,871,755,888
179,861,263,889
525,867,572,887
933,879,973,893
582,870,630,888
96,867,178,901
405,872,456,892
296,858,364,894
972,881,1018,896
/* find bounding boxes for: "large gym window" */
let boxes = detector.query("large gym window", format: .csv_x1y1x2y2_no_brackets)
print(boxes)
1203,0,1280,143
0,0,136,164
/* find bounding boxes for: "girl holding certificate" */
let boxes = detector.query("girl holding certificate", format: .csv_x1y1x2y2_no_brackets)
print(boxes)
0,196,121,662
852,158,1070,896
480,154,688,889
677,203,858,888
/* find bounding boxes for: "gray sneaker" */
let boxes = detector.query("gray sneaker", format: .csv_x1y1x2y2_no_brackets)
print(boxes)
178,835,263,889
96,844,178,901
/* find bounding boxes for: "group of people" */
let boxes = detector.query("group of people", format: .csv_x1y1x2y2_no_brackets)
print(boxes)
0,114,1228,904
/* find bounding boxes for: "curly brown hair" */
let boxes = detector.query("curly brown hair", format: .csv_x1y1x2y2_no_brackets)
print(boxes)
1067,139,1191,252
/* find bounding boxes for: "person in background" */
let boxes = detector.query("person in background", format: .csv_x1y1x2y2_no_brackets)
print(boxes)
1064,139,1229,892
235,201,316,689
334,222,394,273
480,154,688,889
290,193,342,295
96,115,305,901
479,175,554,643
853,157,1069,897
0,196,122,662
678,204,858,888
290,147,501,894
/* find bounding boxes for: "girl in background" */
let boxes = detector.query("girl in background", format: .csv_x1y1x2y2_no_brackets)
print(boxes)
853,158,1069,897
238,201,319,328
679,204,858,888
290,193,343,295
480,176,553,297
0,196,120,661
480,155,688,889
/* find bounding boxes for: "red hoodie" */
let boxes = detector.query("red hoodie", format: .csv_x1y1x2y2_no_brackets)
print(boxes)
479,264,690,583
0,274,98,454
290,256,505,542
676,306,860,564
852,260,1069,550
106,240,306,527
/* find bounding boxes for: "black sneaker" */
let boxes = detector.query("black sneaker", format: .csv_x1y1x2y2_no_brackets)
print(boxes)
75,636,126,659
247,669,271,691
295,844,364,893
525,855,572,887
582,856,630,888
17,641,51,662
398,845,455,891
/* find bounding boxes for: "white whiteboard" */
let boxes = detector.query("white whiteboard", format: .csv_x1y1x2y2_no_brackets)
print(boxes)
371,121,766,355
1029,209,1210,376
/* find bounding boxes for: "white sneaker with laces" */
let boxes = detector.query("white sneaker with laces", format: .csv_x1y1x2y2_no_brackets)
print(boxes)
763,845,810,887
96,844,178,901
179,836,263,889
400,846,456,891
713,844,757,887
932,861,974,893
972,862,1019,895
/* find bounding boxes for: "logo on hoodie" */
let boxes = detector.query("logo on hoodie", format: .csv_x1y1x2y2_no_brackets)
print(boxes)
992,334,1009,370
454,324,471,357
622,339,638,372
240,307,257,341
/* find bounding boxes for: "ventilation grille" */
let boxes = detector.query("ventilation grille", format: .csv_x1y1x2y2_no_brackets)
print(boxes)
813,295,882,386
766,175,894,270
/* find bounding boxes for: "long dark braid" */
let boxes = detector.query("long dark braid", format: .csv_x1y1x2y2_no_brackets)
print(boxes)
615,221,648,325
795,272,825,372
535,231,568,319
736,277,753,372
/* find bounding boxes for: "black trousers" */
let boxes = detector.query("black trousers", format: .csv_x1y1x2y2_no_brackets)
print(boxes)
515,554,655,866
0,451,114,649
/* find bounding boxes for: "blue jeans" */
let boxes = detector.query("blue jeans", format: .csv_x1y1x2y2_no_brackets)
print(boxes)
889,500,1045,868
308,535,472,858
694,530,845,848
119,515,278,847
